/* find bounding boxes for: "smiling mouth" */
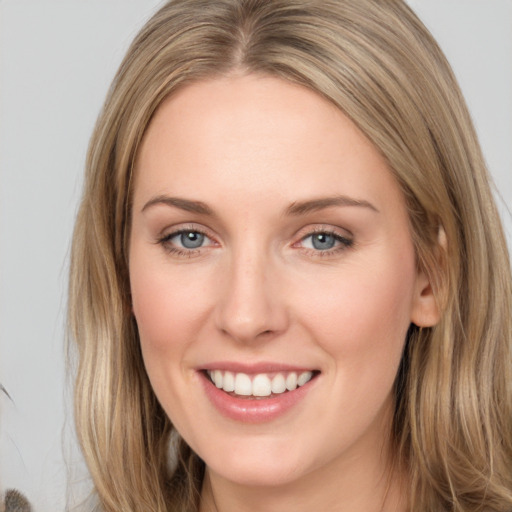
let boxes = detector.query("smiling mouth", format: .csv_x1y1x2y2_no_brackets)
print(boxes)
205,369,320,399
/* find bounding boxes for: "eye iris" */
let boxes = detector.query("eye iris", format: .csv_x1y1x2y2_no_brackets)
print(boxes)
312,233,336,250
181,231,204,249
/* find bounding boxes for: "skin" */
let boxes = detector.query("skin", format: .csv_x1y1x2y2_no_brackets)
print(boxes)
129,74,439,512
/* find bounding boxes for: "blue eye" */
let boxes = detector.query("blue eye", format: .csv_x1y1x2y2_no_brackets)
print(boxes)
176,231,205,249
160,229,213,253
310,233,336,250
300,231,352,252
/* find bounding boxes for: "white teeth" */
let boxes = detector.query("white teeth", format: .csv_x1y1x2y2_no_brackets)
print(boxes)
285,372,298,391
252,374,272,397
223,371,235,392
271,374,286,394
234,373,252,396
213,370,223,388
208,370,316,397
297,371,313,387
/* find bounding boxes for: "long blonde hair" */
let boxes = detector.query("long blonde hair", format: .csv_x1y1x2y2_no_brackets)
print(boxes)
68,1,512,510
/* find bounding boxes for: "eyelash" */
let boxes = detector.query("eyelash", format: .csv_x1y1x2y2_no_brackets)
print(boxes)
157,226,215,257
156,226,354,258
295,228,354,257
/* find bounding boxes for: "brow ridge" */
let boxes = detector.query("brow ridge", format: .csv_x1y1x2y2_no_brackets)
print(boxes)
142,194,378,217
286,195,378,216
141,195,213,215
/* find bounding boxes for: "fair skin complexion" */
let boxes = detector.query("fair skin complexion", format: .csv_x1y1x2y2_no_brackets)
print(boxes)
129,74,439,512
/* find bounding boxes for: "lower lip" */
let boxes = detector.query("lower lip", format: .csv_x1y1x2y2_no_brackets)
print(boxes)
199,372,317,423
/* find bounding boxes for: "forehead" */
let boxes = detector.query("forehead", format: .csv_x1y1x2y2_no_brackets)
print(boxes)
133,74,404,216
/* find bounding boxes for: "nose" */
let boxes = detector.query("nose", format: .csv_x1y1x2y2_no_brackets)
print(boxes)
215,249,289,344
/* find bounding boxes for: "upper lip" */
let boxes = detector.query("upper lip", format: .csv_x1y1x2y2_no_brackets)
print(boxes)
199,361,319,374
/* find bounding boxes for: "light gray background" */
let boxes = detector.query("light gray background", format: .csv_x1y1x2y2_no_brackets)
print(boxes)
0,1,511,511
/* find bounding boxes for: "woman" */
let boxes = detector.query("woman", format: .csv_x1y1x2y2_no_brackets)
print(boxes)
68,0,512,510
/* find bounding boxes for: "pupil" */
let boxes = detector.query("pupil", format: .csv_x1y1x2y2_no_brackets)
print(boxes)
181,231,204,249
312,233,335,250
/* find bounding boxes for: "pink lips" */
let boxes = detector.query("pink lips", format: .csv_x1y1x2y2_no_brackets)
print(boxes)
198,363,318,423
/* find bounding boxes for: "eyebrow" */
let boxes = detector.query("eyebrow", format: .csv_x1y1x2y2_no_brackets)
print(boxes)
285,195,379,216
142,195,213,215
141,194,379,217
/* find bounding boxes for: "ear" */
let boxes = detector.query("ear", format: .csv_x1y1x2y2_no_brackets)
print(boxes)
410,226,446,328
410,267,441,327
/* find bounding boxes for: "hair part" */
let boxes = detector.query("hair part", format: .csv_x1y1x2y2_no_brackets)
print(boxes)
69,1,512,510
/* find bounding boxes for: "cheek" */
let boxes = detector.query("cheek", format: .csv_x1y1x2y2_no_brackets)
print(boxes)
129,257,214,424
290,251,416,450
132,276,179,353
130,255,213,357
302,250,415,380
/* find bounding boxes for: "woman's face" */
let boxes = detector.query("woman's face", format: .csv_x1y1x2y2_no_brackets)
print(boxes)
129,75,438,488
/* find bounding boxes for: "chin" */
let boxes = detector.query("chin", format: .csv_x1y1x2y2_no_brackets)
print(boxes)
198,435,313,488
208,459,303,488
